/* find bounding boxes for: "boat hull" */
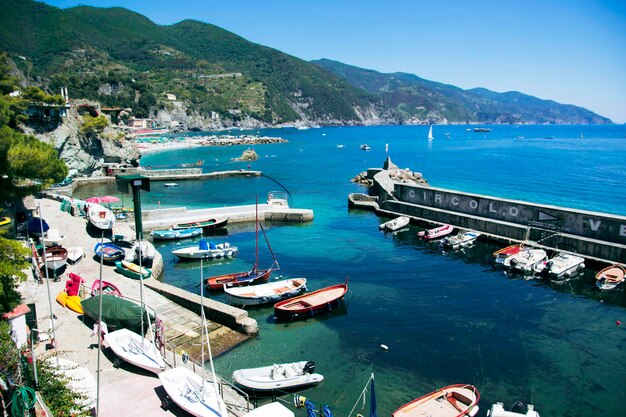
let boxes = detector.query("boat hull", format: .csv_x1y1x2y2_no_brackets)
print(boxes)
105,328,165,374
44,247,68,271
392,384,480,417
380,216,410,232
225,278,307,306
94,242,125,263
233,361,323,392
206,268,272,290
152,227,202,240
172,243,238,259
418,224,454,240
115,260,152,280
175,217,228,231
159,366,228,417
595,265,625,290
274,283,348,320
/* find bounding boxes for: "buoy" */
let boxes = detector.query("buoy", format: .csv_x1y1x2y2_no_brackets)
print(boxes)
380,344,388,351
617,320,622,327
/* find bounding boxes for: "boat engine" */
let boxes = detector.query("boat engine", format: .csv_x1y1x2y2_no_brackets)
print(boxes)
302,361,316,374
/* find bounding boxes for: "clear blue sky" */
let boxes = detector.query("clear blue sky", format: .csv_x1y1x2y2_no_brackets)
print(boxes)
42,0,626,123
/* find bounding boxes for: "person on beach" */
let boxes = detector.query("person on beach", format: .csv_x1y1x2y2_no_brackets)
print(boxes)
91,319,109,347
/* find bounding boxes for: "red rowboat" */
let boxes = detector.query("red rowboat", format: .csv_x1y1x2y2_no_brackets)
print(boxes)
205,267,272,290
492,244,524,265
417,224,454,240
274,281,348,320
392,384,480,417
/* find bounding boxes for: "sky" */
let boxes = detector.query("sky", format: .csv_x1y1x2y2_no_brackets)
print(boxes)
42,0,626,123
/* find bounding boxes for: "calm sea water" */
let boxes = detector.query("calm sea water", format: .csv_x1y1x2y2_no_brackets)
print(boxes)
76,125,626,417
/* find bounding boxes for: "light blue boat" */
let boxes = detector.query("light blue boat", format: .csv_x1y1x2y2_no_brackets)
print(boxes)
151,227,202,240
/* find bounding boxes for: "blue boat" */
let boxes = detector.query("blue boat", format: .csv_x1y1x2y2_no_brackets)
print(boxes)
151,227,203,240
94,242,125,263
27,217,49,237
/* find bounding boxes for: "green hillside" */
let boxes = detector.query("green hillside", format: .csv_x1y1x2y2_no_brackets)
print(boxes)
312,58,612,124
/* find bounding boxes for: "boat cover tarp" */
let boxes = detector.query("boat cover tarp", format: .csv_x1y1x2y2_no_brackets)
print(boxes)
27,217,49,233
81,295,154,335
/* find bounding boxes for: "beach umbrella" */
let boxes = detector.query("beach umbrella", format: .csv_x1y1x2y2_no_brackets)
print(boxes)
98,196,120,203
85,197,102,203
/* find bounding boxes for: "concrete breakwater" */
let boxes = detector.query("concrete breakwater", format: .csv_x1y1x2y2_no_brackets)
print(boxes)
351,164,626,264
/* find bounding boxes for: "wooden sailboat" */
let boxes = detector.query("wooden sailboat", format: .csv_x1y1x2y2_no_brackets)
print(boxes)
205,197,279,290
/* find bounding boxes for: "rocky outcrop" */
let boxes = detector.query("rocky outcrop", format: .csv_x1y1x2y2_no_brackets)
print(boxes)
353,157,429,187
233,148,259,161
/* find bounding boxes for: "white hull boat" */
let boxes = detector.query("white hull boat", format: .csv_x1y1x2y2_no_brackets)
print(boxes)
172,240,238,259
233,361,323,392
44,246,68,271
125,240,156,262
104,328,165,374
534,252,585,277
487,402,540,417
67,246,85,265
243,402,295,417
504,249,547,273
88,203,115,230
379,216,410,232
225,278,307,306
40,228,66,247
159,366,228,417
443,230,481,249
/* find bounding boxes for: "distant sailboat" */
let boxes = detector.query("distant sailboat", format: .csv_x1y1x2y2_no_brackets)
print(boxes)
427,125,434,141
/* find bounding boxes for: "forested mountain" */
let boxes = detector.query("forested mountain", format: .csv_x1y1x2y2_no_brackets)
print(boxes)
0,0,610,126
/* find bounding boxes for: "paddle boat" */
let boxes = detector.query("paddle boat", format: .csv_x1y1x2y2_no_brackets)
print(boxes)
172,239,238,260
442,230,481,249
225,278,307,306
93,242,125,263
115,260,152,280
233,361,323,392
105,328,165,374
44,246,68,271
487,402,540,417
595,264,626,290
87,203,115,230
493,244,524,265
274,280,348,320
40,228,66,247
151,227,202,240
418,224,454,240
55,291,84,314
503,249,547,273
392,384,480,417
27,217,49,237
379,216,410,232
174,216,228,231
533,252,585,278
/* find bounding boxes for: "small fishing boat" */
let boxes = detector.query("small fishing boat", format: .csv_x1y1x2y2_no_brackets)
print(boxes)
172,239,238,260
233,361,323,392
27,217,49,237
105,328,165,374
442,230,481,249
493,244,524,265
151,227,202,240
91,280,123,297
174,216,228,231
418,224,454,240
534,252,585,277
159,366,228,417
125,240,156,263
0,216,11,226
94,242,125,263
487,402,540,417
206,267,272,290
40,228,66,247
503,249,547,273
360,144,371,151
595,264,626,290
274,280,348,320
87,203,115,230
392,384,480,417
115,260,152,280
164,183,178,187
44,246,68,271
225,278,307,306
379,216,410,232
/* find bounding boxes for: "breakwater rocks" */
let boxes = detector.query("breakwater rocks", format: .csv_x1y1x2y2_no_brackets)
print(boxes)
233,149,260,161
188,134,287,146
352,156,428,187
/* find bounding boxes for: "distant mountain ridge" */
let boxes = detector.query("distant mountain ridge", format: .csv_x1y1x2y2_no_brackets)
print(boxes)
312,59,611,125
0,0,610,126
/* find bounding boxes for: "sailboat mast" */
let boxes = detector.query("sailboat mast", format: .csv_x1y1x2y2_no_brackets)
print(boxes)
255,195,259,269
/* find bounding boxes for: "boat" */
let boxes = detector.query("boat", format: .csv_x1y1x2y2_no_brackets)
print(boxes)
91,280,123,297
93,242,125,263
47,357,97,411
87,203,115,230
428,125,434,141
81,294,154,335
243,402,294,417
360,144,371,151
274,280,348,320
65,295,84,314
473,128,491,132
164,183,178,187
173,239,238,260
104,328,165,374
493,244,524,265
487,402,540,417
379,216,410,232
0,216,11,226
115,260,152,280
232,360,323,392
180,159,204,167
418,224,454,240
224,278,307,307
442,230,481,249
503,249,547,273
44,246,68,271
151,227,202,240
40,228,66,247
174,216,228,231
533,252,585,277
159,258,228,417
67,247,84,264
595,264,626,290
27,217,49,237
392,384,480,417
336,144,344,148
125,240,156,263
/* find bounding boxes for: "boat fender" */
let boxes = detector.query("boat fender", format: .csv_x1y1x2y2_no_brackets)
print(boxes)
294,395,308,408
302,361,316,374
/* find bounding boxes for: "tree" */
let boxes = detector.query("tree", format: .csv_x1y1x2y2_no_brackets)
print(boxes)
0,231,29,312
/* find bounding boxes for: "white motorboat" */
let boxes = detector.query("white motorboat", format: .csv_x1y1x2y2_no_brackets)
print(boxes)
233,361,323,392
379,216,410,232
442,230,481,249
172,239,238,260
159,366,228,417
487,402,540,417
595,264,626,290
104,327,165,374
40,228,66,247
88,203,115,230
534,252,585,277
243,402,295,417
224,278,307,307
164,183,178,187
504,249,547,273
125,240,156,263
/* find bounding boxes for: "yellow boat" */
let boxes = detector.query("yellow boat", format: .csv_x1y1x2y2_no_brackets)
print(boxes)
0,217,11,226
65,295,84,314
56,291,68,307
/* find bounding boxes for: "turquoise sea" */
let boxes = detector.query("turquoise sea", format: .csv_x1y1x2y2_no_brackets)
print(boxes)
76,125,626,417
